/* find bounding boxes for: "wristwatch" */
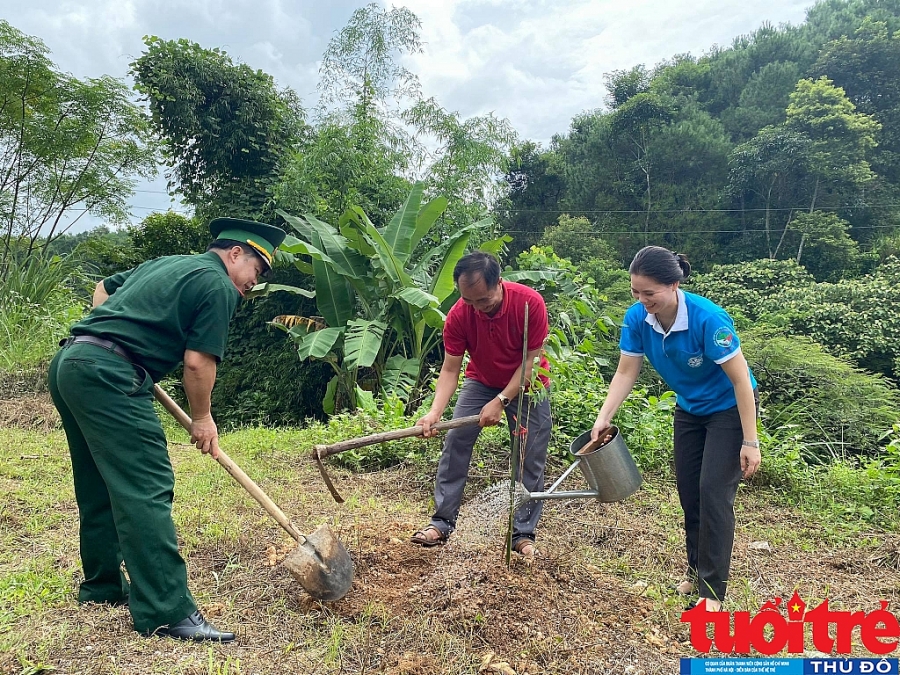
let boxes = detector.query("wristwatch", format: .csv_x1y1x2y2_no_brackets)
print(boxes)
742,439,760,448
497,393,511,407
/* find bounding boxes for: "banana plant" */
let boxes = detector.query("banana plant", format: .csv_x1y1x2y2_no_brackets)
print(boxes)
275,182,495,413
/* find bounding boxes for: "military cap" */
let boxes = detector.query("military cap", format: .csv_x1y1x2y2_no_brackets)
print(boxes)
209,218,287,270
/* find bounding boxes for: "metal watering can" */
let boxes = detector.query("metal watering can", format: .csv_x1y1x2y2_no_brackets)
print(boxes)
514,426,642,508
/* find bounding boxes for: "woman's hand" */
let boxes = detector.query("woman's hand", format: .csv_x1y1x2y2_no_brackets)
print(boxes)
592,414,613,442
740,443,761,478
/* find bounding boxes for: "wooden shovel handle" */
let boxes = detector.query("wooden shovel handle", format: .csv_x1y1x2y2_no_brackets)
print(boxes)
152,384,304,543
313,414,482,460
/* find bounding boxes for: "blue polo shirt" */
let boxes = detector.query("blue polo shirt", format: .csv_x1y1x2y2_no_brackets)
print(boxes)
619,290,756,416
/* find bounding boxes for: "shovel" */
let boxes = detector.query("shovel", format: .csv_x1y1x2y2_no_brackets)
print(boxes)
152,384,354,602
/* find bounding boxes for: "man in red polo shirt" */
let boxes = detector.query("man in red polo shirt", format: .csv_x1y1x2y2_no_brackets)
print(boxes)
410,252,551,557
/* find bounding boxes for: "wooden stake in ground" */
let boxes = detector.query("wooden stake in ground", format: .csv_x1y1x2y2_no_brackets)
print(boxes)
506,302,530,566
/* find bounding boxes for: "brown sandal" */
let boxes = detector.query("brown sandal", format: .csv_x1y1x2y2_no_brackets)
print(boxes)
410,525,447,547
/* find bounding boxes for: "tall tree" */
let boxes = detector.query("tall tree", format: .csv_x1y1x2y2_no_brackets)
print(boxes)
317,2,422,109
721,61,803,140
276,4,422,226
784,76,881,213
728,127,811,258
286,3,515,241
499,141,567,256
0,20,155,267
130,37,306,222
814,18,900,185
404,97,516,241
605,68,674,244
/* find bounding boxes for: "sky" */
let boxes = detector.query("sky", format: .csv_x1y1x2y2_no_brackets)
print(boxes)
2,0,816,231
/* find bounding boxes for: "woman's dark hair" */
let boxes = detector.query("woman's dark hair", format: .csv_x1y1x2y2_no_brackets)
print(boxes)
453,251,501,288
628,245,691,284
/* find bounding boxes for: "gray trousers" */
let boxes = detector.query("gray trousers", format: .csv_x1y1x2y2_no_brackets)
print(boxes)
673,395,756,601
430,379,552,544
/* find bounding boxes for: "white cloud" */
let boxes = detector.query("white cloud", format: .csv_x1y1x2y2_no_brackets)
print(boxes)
2,0,817,230
395,0,812,141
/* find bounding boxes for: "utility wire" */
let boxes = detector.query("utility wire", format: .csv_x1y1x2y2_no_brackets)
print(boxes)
497,204,900,214
504,223,900,235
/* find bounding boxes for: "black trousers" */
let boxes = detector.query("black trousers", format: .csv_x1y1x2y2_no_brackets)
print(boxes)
673,395,757,601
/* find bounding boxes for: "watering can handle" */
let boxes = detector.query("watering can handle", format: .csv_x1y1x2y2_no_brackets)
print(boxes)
578,427,612,454
312,414,481,460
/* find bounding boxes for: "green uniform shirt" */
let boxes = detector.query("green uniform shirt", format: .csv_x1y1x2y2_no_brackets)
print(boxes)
72,252,241,381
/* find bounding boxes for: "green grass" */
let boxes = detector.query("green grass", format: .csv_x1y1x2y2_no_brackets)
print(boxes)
2,414,899,672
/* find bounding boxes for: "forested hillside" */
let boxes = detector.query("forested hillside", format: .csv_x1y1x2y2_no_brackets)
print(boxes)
502,0,900,277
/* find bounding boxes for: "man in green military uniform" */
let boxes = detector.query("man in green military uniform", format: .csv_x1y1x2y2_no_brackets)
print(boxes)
49,218,286,642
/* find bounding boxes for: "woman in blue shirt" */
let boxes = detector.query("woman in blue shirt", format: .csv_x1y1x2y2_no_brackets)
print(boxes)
592,246,760,611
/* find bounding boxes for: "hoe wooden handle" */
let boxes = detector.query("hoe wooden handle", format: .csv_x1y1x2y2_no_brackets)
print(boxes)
312,414,482,460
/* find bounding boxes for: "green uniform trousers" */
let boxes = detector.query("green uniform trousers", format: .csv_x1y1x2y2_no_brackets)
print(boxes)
49,343,197,633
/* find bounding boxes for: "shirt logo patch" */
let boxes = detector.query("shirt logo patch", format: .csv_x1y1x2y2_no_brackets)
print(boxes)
688,355,704,368
714,327,735,349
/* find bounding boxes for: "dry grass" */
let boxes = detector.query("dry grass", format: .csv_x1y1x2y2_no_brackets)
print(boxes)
0,395,59,433
2,406,899,675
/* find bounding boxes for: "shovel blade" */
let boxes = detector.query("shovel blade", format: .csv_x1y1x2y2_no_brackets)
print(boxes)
283,523,354,602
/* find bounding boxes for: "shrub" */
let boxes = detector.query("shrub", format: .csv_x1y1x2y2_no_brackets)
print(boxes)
687,258,814,319
742,327,900,460
0,254,87,371
692,256,900,380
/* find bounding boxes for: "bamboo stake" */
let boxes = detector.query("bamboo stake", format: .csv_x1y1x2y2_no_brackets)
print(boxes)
506,302,530,566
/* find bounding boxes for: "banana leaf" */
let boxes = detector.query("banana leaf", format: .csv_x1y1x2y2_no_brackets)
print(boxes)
343,319,387,369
